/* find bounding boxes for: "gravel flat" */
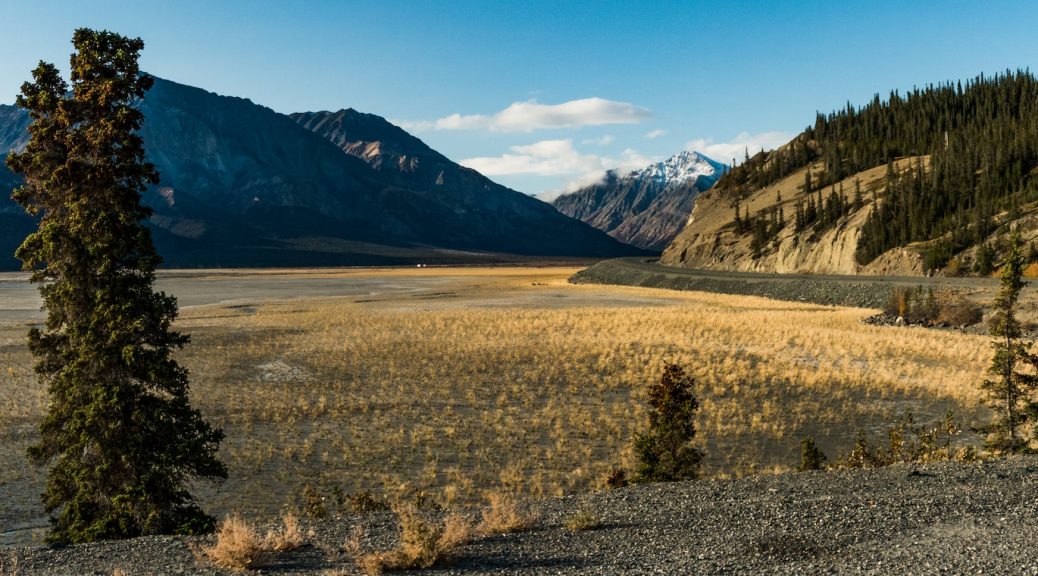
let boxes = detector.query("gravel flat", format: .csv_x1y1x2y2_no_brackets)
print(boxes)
570,258,1008,309
5,458,1038,575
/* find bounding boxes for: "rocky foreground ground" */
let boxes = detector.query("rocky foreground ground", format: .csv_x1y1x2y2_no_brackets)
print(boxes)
5,457,1038,575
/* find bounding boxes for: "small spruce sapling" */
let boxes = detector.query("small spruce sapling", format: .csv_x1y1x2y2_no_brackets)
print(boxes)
798,437,828,471
980,229,1038,454
633,363,702,482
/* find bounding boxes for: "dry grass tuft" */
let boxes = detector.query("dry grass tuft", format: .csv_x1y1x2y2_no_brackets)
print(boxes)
203,513,304,570
564,507,601,531
477,491,538,535
350,504,470,575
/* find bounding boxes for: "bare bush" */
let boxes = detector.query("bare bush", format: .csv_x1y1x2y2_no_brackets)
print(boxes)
477,492,538,535
841,412,967,468
884,286,982,327
202,514,304,570
564,508,601,531
935,292,984,327
350,504,470,575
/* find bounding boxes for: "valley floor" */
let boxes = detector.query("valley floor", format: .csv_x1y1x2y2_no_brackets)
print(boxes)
0,265,1006,553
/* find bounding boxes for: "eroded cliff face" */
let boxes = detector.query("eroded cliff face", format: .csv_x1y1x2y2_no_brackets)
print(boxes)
660,159,927,276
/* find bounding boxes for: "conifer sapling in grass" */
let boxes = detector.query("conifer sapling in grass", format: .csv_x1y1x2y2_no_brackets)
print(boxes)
980,229,1038,454
633,362,702,482
6,29,226,543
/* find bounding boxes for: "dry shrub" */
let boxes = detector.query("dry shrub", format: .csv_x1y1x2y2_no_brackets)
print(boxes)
935,292,984,326
477,492,538,535
841,412,963,468
351,504,470,575
203,514,305,570
884,286,983,327
564,508,600,531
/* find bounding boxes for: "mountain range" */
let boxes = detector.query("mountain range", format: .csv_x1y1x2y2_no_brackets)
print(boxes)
552,151,725,251
0,76,642,270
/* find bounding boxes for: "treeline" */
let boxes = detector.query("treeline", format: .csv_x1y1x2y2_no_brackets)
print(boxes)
718,70,1038,268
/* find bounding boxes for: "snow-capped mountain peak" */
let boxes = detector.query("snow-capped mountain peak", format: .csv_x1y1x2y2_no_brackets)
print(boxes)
551,149,726,251
620,150,726,186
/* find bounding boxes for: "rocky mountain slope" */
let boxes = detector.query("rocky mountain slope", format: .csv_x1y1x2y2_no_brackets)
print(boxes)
0,78,641,270
6,458,1038,574
661,72,1038,276
660,156,929,275
552,151,725,251
288,108,639,258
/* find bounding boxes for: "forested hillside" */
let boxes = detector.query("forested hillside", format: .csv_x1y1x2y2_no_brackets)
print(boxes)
711,70,1038,270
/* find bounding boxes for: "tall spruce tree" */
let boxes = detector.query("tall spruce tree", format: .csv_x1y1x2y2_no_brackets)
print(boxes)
980,230,1037,454
6,29,226,543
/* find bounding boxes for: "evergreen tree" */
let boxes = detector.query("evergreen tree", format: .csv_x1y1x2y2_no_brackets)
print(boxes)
980,230,1038,454
798,437,827,471
975,241,995,276
633,363,702,482
6,29,226,543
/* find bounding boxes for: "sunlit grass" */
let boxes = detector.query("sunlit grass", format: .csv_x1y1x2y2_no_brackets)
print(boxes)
0,267,992,528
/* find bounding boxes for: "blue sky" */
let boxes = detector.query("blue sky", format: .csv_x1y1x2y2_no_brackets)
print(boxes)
1,1,1035,196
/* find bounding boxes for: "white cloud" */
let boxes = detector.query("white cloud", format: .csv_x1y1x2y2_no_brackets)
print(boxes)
685,131,791,165
461,139,603,177
644,129,667,139
399,98,652,133
582,134,616,146
461,139,656,202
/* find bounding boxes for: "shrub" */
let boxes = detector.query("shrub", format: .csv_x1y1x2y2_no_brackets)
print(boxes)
841,412,962,468
345,490,391,514
301,484,328,518
883,286,982,327
351,504,470,575
564,508,601,531
935,292,984,327
797,437,828,471
605,468,629,489
202,514,304,570
633,363,703,483
477,492,537,535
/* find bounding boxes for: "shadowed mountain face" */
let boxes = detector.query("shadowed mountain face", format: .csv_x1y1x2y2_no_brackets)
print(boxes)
0,77,641,270
552,151,725,251
289,108,640,256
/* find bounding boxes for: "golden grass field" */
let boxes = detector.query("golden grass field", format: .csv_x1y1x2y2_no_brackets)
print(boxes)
0,266,994,542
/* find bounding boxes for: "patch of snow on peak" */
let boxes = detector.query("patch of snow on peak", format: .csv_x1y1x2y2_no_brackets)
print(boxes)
618,150,725,188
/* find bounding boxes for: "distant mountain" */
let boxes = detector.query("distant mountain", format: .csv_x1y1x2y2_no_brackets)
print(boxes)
551,151,725,251
0,77,642,270
288,108,634,257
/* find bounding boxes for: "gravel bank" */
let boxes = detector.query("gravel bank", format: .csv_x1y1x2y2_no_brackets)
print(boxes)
570,258,999,309
5,457,1038,575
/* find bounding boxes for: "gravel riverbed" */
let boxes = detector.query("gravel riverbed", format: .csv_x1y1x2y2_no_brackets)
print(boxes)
570,258,1002,309
5,458,1038,575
